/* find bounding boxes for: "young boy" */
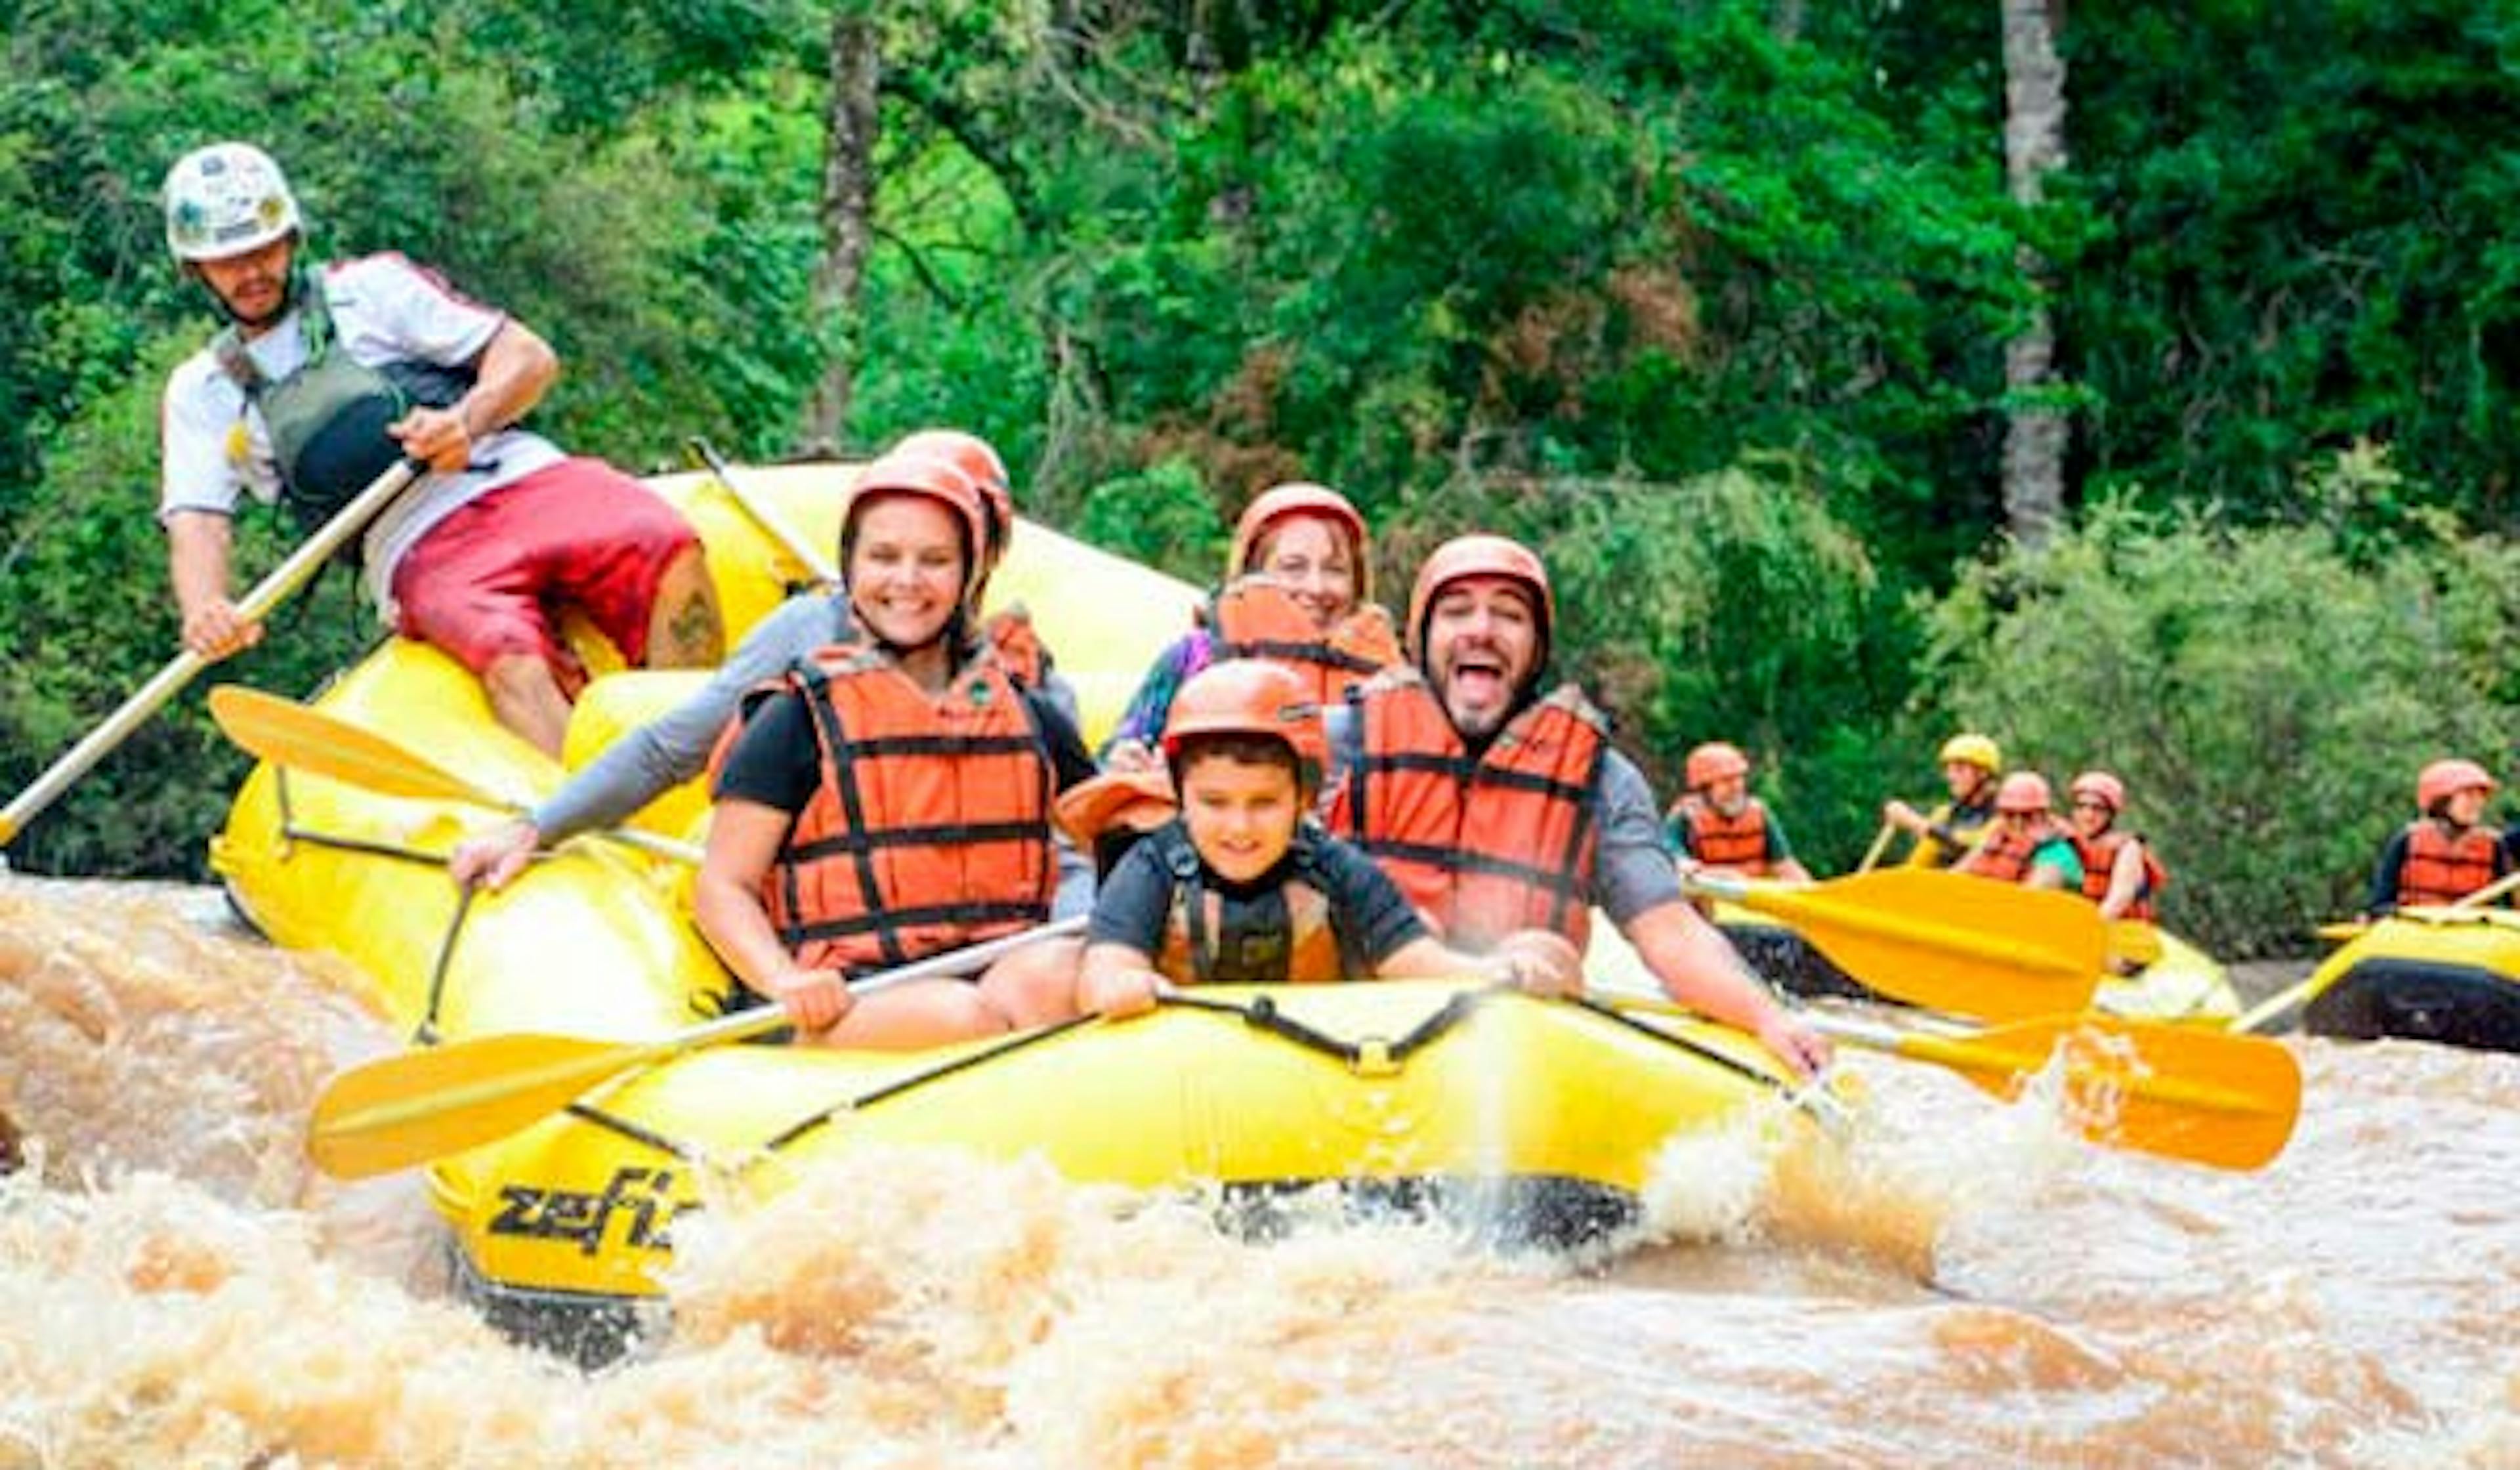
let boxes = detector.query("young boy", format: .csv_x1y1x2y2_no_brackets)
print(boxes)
1076,659,1580,1018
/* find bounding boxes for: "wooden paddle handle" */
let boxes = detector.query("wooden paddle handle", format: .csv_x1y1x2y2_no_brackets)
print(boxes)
2448,866,2520,910
1857,821,1896,873
0,458,421,846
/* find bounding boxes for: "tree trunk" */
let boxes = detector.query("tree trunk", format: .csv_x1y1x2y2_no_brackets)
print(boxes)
804,9,880,454
2000,0,2068,548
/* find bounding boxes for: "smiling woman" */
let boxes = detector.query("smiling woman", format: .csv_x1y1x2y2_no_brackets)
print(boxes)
843,492,969,652
1099,480,1400,769
692,452,1099,1051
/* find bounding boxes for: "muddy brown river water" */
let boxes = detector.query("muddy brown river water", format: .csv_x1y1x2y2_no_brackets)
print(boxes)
3,878,2513,1467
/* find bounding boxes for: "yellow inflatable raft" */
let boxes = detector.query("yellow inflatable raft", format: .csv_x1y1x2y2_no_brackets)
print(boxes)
213,463,1823,1363
2293,909,2520,1052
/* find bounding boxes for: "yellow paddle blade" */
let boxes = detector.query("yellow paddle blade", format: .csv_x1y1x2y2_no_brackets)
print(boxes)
209,684,519,810
305,917,1090,1178
210,686,705,866
2313,921,2366,944
1695,869,2105,1022
311,1001,802,1180
1834,1013,2302,1171
1597,994,2298,1170
309,1028,715,1179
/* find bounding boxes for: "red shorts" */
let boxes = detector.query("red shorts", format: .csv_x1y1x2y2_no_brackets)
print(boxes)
390,458,699,684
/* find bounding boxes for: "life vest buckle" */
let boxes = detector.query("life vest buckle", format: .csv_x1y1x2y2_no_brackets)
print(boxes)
1349,1036,1401,1078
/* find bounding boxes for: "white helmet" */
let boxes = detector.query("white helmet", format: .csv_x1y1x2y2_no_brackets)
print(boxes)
163,142,302,262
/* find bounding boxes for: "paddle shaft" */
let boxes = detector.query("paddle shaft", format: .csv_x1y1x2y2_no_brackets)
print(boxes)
2452,867,2520,910
311,914,1090,1177
614,916,1085,1052
1,459,422,846
1810,1013,2269,1114
1857,821,1896,873
688,436,839,584
1599,992,2298,1169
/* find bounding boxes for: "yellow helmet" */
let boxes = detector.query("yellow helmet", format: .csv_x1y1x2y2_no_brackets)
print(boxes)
1937,732,2002,774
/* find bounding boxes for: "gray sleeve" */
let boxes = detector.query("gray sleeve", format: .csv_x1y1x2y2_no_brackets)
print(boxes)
528,594,841,841
1591,750,1687,926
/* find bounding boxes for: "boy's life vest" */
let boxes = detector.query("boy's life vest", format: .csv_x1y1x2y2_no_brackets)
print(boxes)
1328,672,1606,952
2072,827,2168,920
1211,578,1401,709
2395,819,2505,909
213,262,475,540
1143,823,1347,985
1670,794,1774,875
717,640,1057,976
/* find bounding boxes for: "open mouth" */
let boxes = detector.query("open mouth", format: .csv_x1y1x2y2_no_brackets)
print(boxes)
1448,658,1507,702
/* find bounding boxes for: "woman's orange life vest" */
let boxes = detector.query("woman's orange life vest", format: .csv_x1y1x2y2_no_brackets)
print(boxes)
2071,827,2167,919
1970,818,2072,885
1144,825,1345,984
719,641,1057,975
1326,673,1605,951
1211,578,1401,709
2395,820,2504,908
1670,795,1774,875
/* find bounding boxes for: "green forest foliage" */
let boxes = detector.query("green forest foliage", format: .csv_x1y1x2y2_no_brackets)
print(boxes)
3,1,2514,953
1925,450,2520,955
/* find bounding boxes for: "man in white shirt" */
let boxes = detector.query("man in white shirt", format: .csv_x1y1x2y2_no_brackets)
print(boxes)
157,142,723,753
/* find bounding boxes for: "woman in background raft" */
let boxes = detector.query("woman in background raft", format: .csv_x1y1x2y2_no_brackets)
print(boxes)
2063,769,2168,921
1101,482,1398,772
2363,759,2510,918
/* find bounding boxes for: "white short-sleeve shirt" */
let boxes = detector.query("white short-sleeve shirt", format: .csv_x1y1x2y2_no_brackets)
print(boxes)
159,251,566,606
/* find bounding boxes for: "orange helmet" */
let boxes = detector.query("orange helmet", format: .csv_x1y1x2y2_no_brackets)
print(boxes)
1160,658,1327,786
841,452,990,605
1685,742,1750,789
1230,482,1370,598
1406,533,1555,664
2068,770,2126,813
2416,758,2496,812
892,429,1012,567
1994,770,2053,814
